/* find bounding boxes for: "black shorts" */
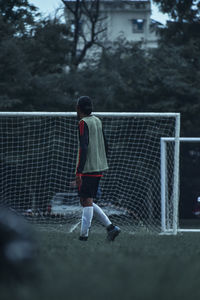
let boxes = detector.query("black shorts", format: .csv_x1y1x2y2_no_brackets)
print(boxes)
78,175,101,198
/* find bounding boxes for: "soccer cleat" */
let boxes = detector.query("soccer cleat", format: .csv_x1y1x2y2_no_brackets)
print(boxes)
107,225,121,241
79,236,88,241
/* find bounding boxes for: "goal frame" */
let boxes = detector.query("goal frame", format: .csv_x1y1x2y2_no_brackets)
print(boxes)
0,111,181,233
0,112,180,118
161,137,200,234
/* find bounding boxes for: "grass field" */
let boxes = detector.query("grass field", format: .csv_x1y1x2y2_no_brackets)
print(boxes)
1,225,200,300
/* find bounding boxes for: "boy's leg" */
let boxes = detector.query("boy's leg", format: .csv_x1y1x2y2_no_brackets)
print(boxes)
93,202,120,241
93,202,112,227
80,197,93,240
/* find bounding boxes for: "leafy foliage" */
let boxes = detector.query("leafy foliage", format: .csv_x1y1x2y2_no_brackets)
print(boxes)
153,0,200,22
0,36,31,110
0,0,39,36
153,0,200,44
0,0,200,137
24,18,71,76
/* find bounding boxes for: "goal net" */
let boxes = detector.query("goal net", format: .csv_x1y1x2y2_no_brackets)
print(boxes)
0,112,180,234
161,137,200,234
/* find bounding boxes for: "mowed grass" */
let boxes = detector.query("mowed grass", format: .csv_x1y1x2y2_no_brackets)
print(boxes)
2,227,200,300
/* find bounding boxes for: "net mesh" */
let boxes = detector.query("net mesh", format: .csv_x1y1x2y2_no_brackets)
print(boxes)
0,113,179,233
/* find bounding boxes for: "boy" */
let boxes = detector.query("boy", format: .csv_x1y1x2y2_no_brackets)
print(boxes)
75,96,120,241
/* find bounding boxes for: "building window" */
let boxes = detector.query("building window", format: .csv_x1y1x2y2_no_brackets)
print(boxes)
132,19,145,33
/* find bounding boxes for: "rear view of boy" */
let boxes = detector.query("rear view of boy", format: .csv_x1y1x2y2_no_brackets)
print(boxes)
75,96,120,241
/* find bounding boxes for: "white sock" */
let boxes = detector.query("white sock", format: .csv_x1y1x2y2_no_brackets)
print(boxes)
93,203,112,227
80,206,94,237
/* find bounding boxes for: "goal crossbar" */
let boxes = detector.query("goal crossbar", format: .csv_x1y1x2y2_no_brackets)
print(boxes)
0,112,180,117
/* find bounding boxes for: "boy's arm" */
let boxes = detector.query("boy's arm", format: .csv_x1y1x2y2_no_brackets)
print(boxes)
76,120,89,175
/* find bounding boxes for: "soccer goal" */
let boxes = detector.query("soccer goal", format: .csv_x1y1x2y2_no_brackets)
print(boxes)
161,137,200,234
0,112,180,234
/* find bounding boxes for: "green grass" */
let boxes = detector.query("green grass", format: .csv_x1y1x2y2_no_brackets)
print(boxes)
2,227,200,300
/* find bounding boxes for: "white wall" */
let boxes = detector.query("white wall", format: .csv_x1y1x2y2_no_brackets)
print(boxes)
63,0,159,53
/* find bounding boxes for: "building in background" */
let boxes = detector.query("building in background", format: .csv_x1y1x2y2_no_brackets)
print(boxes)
62,0,161,63
95,0,160,49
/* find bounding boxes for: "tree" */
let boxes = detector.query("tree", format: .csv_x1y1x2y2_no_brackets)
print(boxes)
23,17,71,76
0,0,74,111
0,37,31,110
57,39,150,112
153,0,200,23
153,0,200,44
61,0,106,71
0,0,40,110
0,0,40,37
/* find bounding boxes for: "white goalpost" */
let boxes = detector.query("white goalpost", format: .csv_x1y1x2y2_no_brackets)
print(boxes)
0,112,180,234
161,137,200,234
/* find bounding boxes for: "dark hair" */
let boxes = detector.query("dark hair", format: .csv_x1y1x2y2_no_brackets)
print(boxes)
77,96,93,115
